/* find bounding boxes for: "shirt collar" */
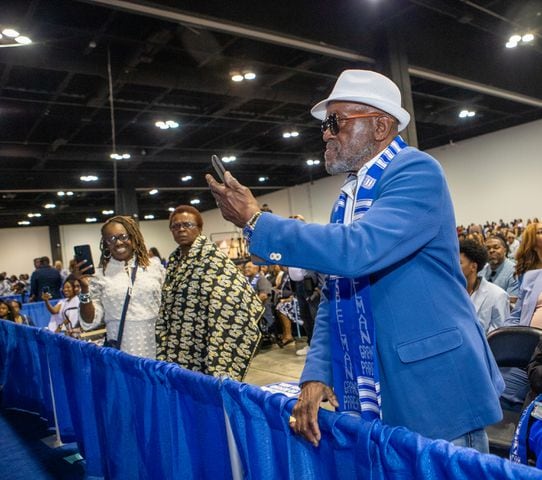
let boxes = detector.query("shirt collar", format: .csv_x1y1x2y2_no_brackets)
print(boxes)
340,146,388,199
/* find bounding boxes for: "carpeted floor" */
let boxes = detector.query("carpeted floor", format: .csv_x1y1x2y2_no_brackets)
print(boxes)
0,408,85,480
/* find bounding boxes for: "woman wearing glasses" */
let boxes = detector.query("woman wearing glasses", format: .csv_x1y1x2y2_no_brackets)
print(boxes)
76,216,165,358
157,205,263,381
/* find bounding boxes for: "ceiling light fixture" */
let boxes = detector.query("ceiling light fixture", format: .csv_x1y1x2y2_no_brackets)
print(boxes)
44,203,56,209
459,109,476,118
181,175,192,182
85,217,97,223
190,198,201,205
2,28,20,38
231,73,244,82
168,207,175,212
221,155,236,163
506,33,535,48
14,36,32,45
283,130,299,138
102,209,114,215
243,71,256,80
149,189,158,195
144,214,155,220
155,120,179,129
27,213,42,218
258,176,268,182
18,220,30,226
66,191,74,196
306,159,321,166
80,175,98,182
110,152,131,160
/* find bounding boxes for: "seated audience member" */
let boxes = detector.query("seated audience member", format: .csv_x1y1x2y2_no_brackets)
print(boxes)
510,339,542,468
9,300,32,325
501,263,542,412
459,240,508,333
482,234,519,298
0,299,15,321
0,273,12,296
29,256,62,301
274,266,297,347
43,278,81,333
75,216,165,359
507,231,521,261
157,206,262,381
515,222,542,283
245,261,276,336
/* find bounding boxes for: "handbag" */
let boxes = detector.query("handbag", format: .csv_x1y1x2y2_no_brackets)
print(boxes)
104,260,138,350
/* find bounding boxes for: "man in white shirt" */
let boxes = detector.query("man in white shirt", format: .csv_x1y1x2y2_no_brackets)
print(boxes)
460,239,509,333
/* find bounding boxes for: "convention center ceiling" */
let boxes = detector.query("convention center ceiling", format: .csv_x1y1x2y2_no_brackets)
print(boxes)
1,0,541,228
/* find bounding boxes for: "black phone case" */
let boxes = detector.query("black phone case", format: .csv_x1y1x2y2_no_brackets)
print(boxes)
74,244,96,275
211,154,226,182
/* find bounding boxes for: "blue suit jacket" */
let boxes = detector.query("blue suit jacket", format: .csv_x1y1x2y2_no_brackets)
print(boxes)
249,146,504,441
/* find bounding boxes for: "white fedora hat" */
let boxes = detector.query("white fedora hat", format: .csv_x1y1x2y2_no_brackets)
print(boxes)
311,69,411,131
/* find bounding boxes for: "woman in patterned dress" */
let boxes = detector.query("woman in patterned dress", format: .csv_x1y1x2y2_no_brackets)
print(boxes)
157,205,263,381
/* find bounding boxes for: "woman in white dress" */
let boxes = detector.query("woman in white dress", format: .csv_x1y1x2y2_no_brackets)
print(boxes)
75,216,164,359
43,278,81,333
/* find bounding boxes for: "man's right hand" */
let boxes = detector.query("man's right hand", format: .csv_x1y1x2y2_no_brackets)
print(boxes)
290,381,338,447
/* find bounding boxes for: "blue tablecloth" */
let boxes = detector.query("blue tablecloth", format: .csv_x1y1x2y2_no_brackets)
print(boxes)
21,300,59,328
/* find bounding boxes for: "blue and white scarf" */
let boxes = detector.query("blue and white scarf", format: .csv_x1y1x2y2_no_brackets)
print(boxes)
328,135,407,419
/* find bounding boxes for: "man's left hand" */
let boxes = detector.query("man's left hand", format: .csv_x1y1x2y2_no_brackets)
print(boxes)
206,172,260,227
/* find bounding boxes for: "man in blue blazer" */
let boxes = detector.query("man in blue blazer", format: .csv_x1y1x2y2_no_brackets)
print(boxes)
207,70,504,452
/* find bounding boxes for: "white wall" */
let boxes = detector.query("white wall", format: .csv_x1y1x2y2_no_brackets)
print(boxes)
428,118,542,226
2,118,541,276
0,226,51,275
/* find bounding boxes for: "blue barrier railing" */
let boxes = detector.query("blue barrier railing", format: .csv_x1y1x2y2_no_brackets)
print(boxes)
0,320,540,480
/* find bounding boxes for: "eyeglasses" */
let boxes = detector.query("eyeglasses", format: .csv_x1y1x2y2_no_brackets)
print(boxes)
170,221,199,231
104,233,130,245
321,112,381,135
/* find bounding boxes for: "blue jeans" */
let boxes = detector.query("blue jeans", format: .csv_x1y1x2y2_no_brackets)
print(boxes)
450,428,489,453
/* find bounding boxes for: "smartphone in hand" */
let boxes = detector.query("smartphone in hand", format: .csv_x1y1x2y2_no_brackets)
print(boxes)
74,244,96,276
211,154,226,182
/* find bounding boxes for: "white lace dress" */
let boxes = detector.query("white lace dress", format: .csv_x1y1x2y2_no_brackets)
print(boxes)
80,257,165,359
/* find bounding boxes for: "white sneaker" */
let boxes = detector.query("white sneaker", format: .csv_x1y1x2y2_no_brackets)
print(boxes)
296,346,310,356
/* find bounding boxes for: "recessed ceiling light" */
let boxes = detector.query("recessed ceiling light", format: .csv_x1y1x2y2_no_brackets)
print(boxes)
27,212,42,218
110,152,131,160
102,209,114,215
459,109,476,118
509,34,522,43
190,199,201,205
149,189,158,195
505,41,518,48
144,214,155,220
18,220,30,226
44,203,56,209
258,176,268,182
57,191,65,196
66,191,74,196
181,175,192,182
283,130,299,138
155,120,179,129
221,155,236,163
80,175,98,182
2,28,20,38
168,207,175,212
85,217,97,223
231,73,244,82
243,72,256,80
306,159,321,166
14,36,31,45
522,33,534,43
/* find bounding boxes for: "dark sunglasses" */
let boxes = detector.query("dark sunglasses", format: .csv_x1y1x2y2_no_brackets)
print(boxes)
321,112,381,135
170,221,199,231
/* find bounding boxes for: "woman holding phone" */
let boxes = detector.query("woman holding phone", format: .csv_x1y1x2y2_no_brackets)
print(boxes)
43,278,80,333
75,216,165,358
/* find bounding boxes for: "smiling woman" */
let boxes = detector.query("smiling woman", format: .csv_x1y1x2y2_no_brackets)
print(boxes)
73,216,165,359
